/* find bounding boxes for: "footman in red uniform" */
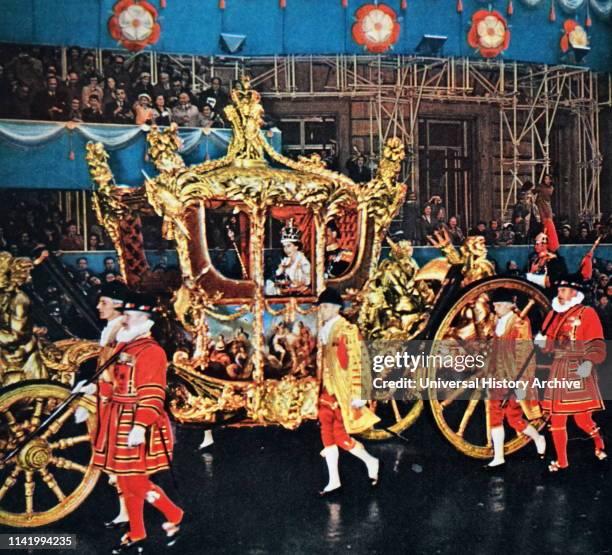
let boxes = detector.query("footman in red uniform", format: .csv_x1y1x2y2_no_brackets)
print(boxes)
91,292,183,553
316,287,381,497
485,288,546,469
535,275,607,473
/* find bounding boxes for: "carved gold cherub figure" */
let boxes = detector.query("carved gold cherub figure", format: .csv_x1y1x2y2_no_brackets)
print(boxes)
0,252,47,386
359,238,434,340
428,228,495,287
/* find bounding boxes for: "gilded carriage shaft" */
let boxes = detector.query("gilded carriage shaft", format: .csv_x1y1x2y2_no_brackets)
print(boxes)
86,76,407,429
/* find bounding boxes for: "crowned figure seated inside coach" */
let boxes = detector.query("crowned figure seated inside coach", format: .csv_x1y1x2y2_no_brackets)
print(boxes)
265,219,312,296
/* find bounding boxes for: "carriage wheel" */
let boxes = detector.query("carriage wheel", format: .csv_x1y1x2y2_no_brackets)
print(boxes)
429,278,550,459
359,399,424,441
0,381,100,527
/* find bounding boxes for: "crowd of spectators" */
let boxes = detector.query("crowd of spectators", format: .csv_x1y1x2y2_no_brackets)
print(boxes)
399,194,612,248
0,190,180,336
0,46,230,128
395,192,612,331
0,191,88,255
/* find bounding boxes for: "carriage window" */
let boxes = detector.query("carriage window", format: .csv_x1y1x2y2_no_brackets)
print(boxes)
206,209,250,280
264,214,314,297
324,211,358,279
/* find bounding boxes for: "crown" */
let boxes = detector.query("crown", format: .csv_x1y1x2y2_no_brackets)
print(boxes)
281,219,301,244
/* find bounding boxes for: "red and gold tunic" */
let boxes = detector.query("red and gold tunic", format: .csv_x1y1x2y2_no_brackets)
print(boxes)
92,336,173,475
320,316,380,436
541,304,606,414
489,311,541,424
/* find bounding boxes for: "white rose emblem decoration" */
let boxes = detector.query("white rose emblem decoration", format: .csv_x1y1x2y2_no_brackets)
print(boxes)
108,0,161,52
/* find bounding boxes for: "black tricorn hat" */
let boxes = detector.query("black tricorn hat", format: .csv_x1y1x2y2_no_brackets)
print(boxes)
99,281,128,306
554,273,587,294
316,287,344,307
489,288,517,305
122,291,157,315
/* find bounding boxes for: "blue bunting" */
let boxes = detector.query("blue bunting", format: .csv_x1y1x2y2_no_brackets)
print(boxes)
0,121,281,190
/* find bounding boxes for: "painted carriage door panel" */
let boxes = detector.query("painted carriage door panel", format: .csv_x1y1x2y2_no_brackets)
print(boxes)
418,119,472,228
263,307,318,381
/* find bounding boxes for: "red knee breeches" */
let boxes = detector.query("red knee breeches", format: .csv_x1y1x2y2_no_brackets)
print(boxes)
489,398,528,432
319,390,355,451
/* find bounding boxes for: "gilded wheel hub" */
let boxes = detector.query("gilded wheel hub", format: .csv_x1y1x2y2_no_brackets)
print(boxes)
17,438,51,471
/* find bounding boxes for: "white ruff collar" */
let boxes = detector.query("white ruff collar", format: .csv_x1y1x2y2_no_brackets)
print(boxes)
552,292,584,313
116,319,154,343
100,315,123,347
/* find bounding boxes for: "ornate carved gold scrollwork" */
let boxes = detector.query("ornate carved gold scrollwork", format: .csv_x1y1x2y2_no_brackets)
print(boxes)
85,73,408,429
85,142,134,282
0,252,45,386
428,228,496,286
358,137,407,234
358,238,434,340
86,143,123,242
245,377,319,430
169,372,318,431
39,340,101,386
145,123,184,175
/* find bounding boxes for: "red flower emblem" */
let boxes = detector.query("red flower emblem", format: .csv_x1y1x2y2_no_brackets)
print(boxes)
467,10,510,58
352,4,400,53
560,20,589,53
108,0,161,52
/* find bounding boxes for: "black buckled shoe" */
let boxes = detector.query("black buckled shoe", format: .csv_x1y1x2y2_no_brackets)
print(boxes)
162,522,183,547
482,462,506,471
317,486,342,499
111,535,144,554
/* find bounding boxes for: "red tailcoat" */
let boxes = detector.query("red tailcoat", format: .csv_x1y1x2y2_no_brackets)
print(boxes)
541,304,606,414
92,336,173,475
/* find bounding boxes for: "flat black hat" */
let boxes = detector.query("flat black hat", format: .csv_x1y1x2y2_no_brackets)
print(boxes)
489,288,517,305
99,281,128,305
554,273,587,294
316,287,344,307
122,291,157,314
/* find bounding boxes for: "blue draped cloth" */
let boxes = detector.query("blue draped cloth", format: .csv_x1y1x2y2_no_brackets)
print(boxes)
0,120,281,190
60,244,612,278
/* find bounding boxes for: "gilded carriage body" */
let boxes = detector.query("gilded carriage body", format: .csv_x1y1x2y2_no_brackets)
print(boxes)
85,77,552,447
0,76,558,530
87,77,407,430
